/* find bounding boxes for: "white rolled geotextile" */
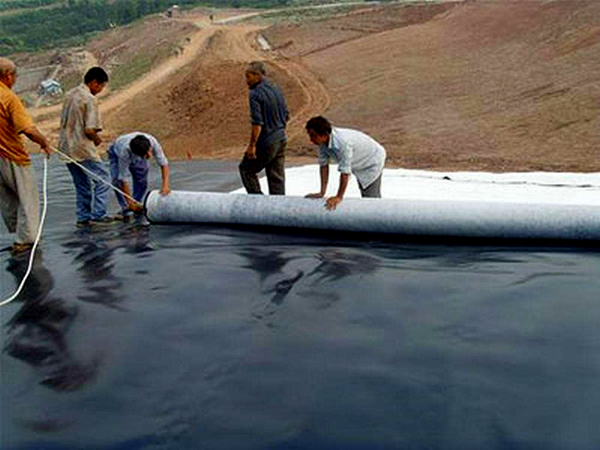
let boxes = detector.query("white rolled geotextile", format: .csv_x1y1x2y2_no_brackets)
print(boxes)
145,190,600,240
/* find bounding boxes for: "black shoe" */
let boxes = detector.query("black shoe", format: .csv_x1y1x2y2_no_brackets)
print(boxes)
90,216,118,226
114,211,134,222
76,220,92,228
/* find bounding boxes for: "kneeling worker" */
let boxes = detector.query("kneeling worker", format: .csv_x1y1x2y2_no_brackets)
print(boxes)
305,116,386,210
108,132,171,216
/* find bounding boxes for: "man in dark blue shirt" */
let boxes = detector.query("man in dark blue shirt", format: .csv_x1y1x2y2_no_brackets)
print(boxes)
239,61,289,195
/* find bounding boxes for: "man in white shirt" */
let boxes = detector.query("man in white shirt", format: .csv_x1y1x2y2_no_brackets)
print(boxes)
305,116,386,210
107,132,170,216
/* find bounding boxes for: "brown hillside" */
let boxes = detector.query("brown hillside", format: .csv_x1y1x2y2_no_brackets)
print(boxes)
28,1,599,172
270,0,600,171
102,25,308,161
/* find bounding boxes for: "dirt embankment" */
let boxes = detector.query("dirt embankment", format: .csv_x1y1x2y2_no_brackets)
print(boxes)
24,1,600,172
104,4,458,162
266,0,600,172
101,23,311,161
26,8,323,161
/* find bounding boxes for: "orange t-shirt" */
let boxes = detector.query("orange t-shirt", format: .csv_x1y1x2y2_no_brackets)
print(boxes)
0,83,35,165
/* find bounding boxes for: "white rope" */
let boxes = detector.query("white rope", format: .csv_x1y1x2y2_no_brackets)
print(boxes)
0,157,49,307
51,146,142,206
1,147,144,306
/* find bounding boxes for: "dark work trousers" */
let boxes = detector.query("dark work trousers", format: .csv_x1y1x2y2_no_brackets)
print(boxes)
358,173,383,198
108,145,149,213
239,139,287,195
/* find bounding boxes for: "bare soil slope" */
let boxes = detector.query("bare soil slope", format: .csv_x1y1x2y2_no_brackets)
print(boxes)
101,23,311,160
103,4,461,162
265,0,600,171
27,1,600,172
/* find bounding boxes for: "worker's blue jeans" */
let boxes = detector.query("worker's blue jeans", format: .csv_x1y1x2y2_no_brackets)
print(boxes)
66,160,110,222
108,145,149,213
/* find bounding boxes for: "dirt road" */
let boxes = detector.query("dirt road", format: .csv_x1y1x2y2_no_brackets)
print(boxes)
32,22,216,127
34,9,329,156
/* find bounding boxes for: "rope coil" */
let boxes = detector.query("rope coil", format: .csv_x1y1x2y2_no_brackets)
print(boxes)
1,148,143,306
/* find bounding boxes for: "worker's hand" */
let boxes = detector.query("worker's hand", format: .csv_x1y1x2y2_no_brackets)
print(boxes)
325,196,343,211
40,143,51,157
129,202,144,213
305,192,324,199
160,186,171,196
245,144,257,160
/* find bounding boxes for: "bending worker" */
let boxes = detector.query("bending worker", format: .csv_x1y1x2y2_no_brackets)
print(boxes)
305,116,386,210
108,132,170,216
0,57,51,254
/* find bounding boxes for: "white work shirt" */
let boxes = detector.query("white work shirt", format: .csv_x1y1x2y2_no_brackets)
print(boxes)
111,132,168,181
318,127,386,188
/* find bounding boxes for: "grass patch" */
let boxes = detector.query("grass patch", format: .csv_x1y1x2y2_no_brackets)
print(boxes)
246,3,370,24
109,43,178,91
0,0,61,12
59,69,84,92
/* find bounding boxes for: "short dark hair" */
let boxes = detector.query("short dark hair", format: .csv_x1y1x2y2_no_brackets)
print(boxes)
84,67,109,84
306,116,332,135
130,135,151,157
246,61,266,76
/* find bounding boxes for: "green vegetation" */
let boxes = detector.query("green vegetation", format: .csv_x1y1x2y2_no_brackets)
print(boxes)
109,42,177,90
0,0,61,12
249,2,367,24
58,68,84,92
0,0,297,56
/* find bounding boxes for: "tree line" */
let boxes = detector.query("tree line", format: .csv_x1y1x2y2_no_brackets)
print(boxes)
0,0,60,12
1,0,290,56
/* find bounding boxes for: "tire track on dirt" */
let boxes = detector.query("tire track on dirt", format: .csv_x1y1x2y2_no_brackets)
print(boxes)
31,13,332,156
207,25,332,142
270,56,331,141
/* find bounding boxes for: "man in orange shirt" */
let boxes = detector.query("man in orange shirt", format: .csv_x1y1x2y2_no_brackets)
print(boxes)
0,58,51,254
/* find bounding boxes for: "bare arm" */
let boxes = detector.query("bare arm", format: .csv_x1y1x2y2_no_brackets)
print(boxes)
325,173,350,211
119,180,143,212
84,128,102,146
160,165,171,195
245,124,261,159
22,126,50,156
306,165,329,198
